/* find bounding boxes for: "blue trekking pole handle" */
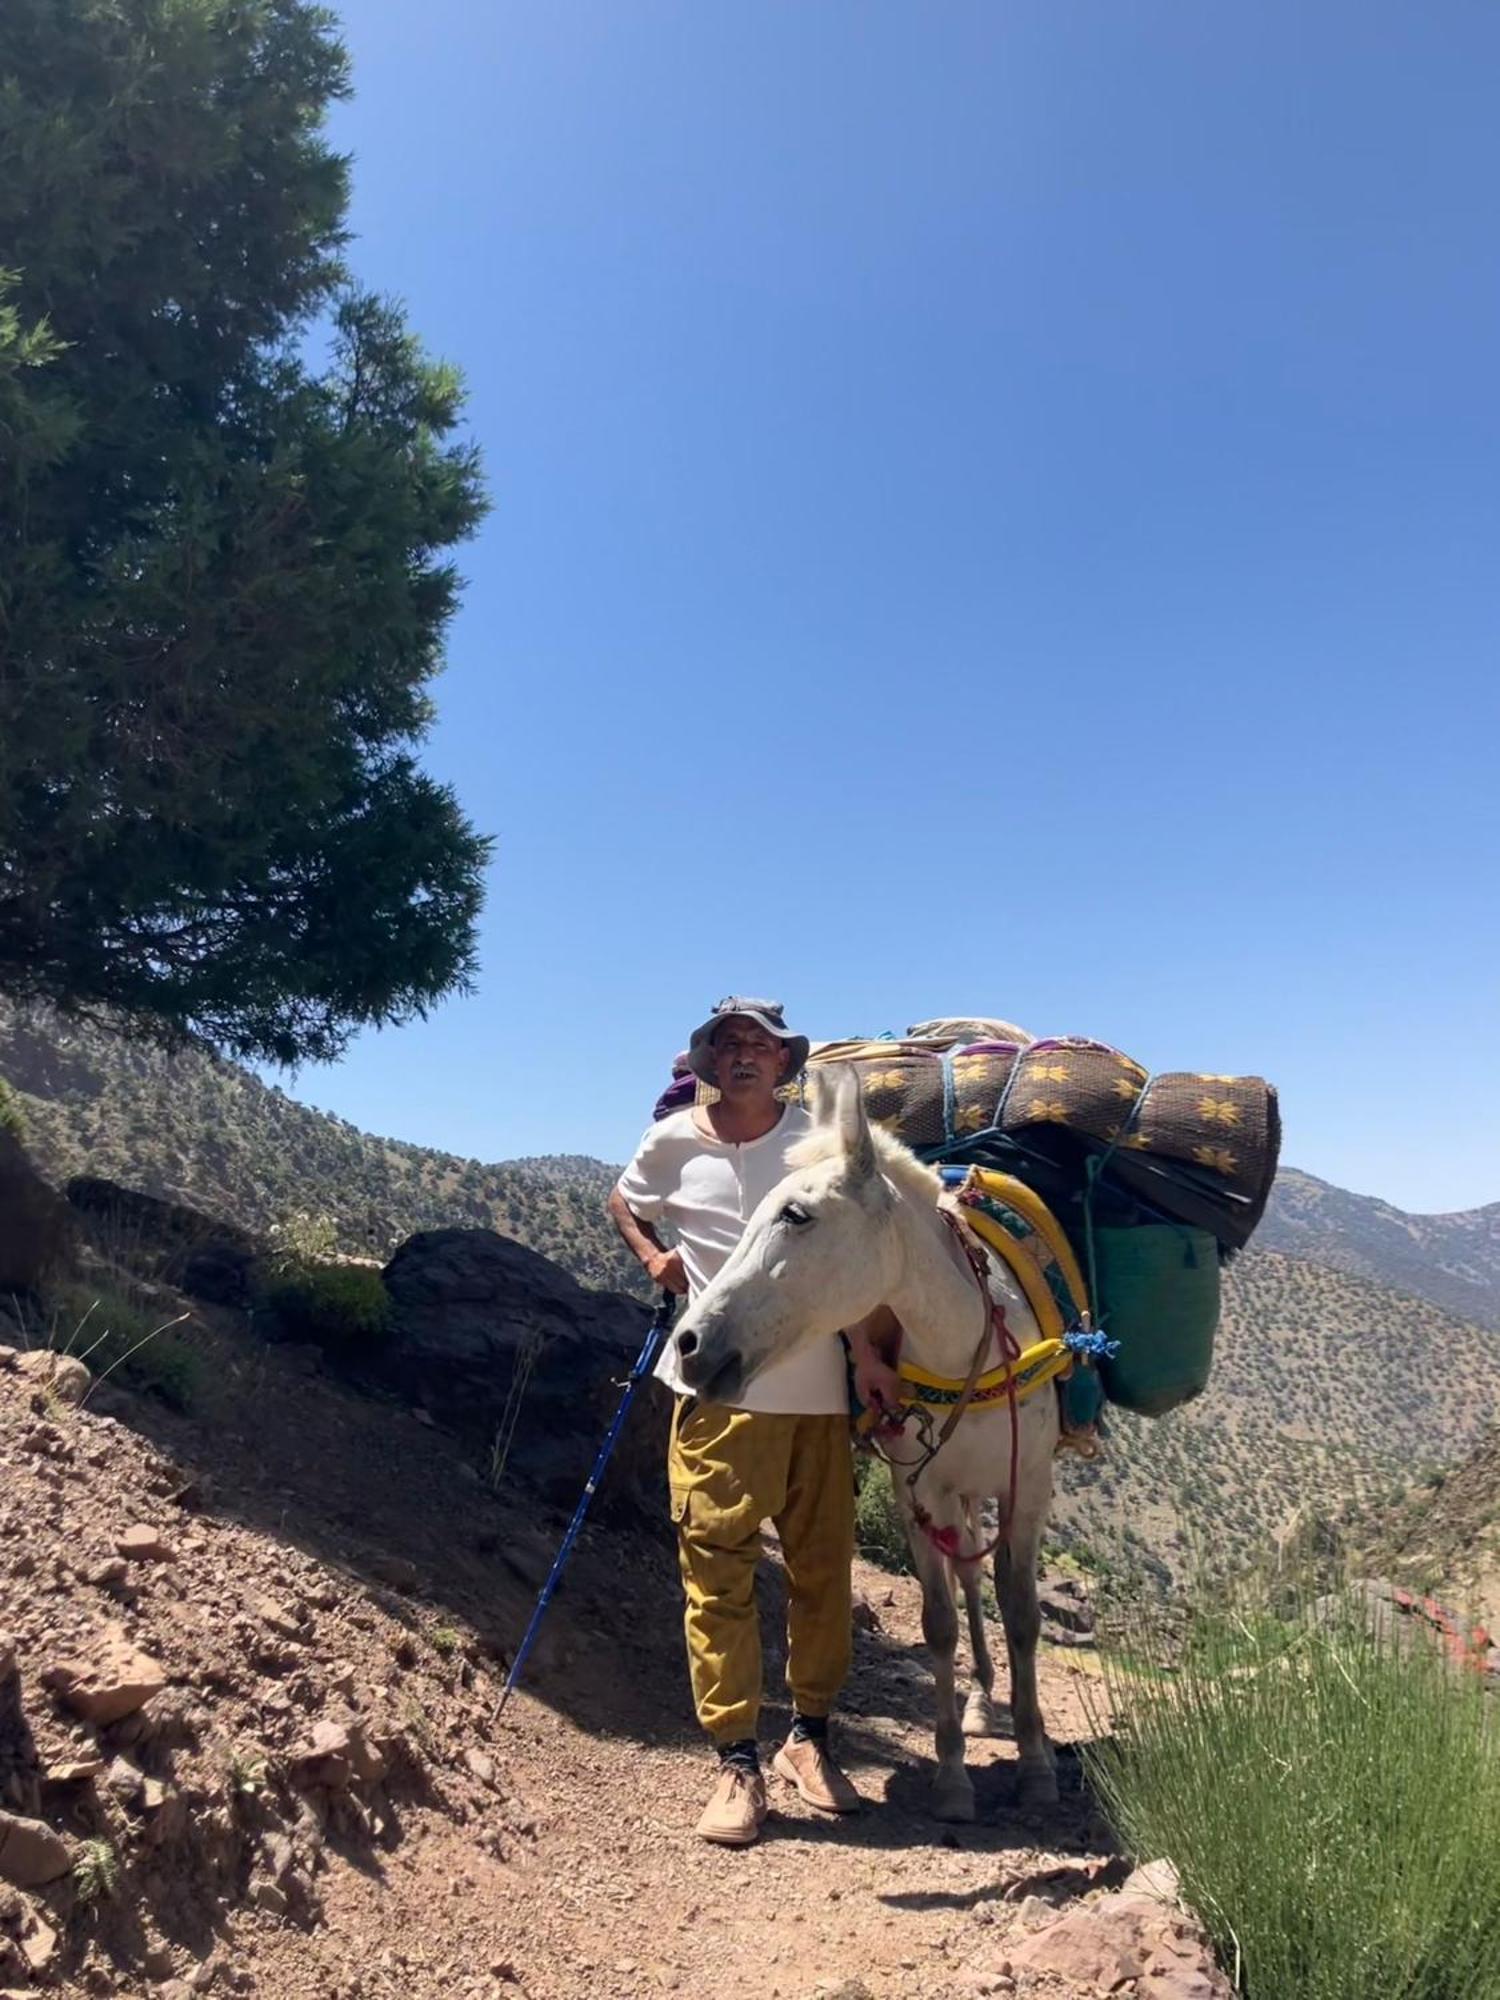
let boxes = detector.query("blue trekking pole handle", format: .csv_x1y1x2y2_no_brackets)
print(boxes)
495,1288,677,1718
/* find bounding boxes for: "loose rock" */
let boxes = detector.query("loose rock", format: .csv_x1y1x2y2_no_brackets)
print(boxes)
1005,1886,1233,1999
45,1624,168,1723
15,1351,89,1407
21,1906,58,1974
0,1810,71,1888
254,1599,303,1640
43,1758,102,1784
117,1525,177,1563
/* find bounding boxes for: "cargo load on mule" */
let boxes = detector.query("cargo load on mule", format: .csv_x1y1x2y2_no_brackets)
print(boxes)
659,1014,1280,1418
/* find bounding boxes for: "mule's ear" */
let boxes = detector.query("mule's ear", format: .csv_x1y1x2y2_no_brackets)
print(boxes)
803,1065,836,1126
831,1063,877,1182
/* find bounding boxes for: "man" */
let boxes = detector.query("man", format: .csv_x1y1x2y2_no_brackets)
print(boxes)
610,997,890,1846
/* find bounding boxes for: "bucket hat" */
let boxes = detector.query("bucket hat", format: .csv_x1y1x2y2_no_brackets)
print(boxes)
686,997,809,1084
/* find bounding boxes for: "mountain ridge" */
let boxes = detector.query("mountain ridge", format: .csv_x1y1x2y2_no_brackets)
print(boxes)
1258,1165,1500,1330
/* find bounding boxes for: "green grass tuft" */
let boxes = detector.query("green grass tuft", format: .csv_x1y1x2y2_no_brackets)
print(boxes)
1086,1582,1500,2000
54,1283,201,1409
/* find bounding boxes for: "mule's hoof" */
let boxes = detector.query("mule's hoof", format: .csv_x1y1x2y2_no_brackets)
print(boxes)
961,1692,999,1738
1016,1763,1059,1812
931,1778,977,1824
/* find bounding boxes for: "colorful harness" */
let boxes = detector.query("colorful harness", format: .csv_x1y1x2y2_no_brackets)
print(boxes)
861,1170,1110,1564
855,1166,1098,1438
854,1336,1072,1438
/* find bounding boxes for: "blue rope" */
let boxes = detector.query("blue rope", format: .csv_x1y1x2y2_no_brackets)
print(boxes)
1064,1326,1120,1360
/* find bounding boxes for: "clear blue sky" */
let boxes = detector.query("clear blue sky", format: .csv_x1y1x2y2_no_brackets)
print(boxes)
285,0,1499,1214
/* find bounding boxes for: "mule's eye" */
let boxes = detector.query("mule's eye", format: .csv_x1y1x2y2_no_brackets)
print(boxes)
780,1200,812,1227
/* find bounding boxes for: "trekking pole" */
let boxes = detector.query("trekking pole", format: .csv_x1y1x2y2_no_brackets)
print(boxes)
494,1288,677,1719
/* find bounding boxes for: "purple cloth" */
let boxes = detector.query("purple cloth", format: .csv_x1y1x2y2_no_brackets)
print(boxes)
652,1072,697,1122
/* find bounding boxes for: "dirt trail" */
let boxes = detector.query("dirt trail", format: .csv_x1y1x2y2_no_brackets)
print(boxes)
0,1314,1113,2000
490,1596,1110,2000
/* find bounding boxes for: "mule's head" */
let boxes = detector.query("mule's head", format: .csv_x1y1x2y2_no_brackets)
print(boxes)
672,1064,905,1402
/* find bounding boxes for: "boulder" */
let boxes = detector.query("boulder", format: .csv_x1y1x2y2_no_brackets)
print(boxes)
379,1230,666,1506
64,1177,258,1306
1037,1569,1095,1645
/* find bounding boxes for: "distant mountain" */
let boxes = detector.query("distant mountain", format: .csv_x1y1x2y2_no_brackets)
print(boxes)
1259,1168,1500,1331
4,996,1498,1588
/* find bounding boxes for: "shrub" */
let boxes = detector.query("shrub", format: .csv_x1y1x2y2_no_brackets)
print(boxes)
265,1210,339,1273
854,1454,913,1574
263,1262,392,1355
1086,1582,1500,2000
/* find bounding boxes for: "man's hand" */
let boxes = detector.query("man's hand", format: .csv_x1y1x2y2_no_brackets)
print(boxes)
608,1189,688,1297
854,1350,908,1425
646,1247,689,1296
846,1305,907,1426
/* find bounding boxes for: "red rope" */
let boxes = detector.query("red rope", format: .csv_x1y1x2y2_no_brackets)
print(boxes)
899,1207,1024,1568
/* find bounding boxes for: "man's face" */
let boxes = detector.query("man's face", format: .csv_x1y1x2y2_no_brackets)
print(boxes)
710,1017,789,1097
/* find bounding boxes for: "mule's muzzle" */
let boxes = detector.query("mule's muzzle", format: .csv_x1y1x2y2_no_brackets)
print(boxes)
675,1326,745,1404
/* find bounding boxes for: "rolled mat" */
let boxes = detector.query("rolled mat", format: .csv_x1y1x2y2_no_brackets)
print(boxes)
787,1034,1279,1253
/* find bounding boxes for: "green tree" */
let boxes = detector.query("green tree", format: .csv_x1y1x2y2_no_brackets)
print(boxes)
0,0,490,1063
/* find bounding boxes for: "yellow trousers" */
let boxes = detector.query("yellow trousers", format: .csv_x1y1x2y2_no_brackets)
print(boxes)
668,1398,855,1745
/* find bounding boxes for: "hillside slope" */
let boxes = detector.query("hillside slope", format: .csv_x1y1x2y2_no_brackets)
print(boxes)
1346,1425,1500,1630
0,1311,1112,2000
7,1000,1497,1329
1260,1167,1500,1330
1052,1249,1500,1587
0,1001,641,1296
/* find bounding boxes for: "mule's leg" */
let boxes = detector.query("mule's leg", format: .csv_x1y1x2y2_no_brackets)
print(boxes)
958,1506,1000,1737
994,1506,1057,1810
907,1526,974,1822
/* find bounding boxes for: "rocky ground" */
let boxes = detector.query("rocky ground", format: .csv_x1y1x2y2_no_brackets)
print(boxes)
0,1300,1228,2000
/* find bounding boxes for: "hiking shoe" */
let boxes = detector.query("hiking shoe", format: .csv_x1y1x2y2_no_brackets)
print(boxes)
772,1735,863,1814
696,1764,768,1846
